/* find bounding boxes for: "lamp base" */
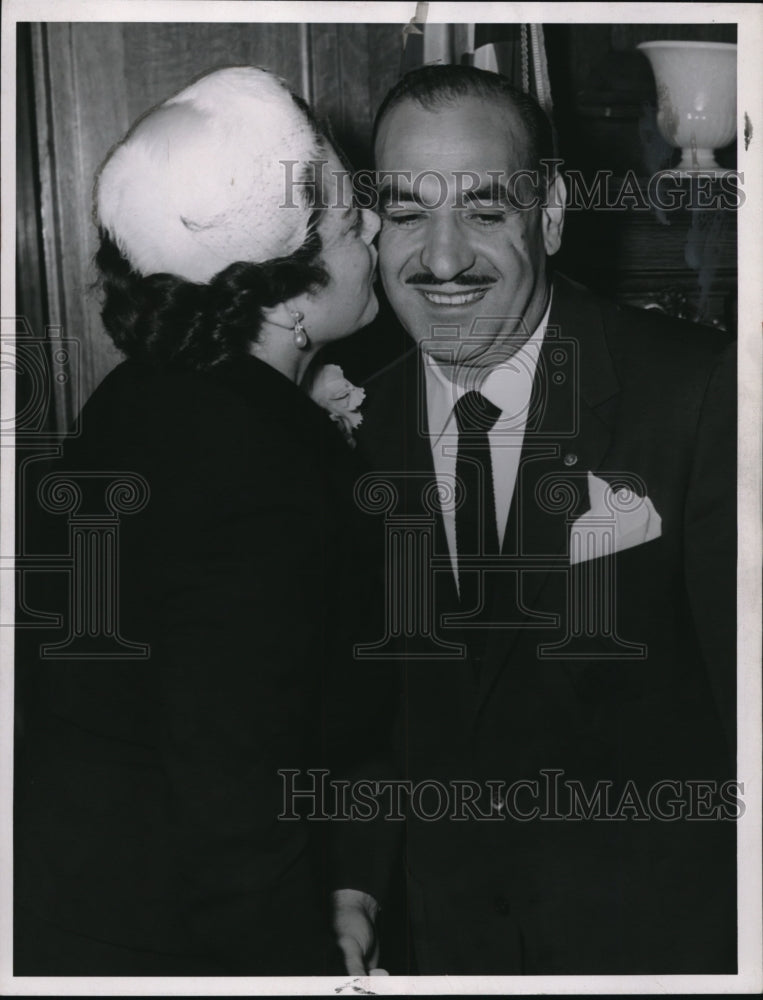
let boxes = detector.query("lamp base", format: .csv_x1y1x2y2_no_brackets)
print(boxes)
676,147,724,172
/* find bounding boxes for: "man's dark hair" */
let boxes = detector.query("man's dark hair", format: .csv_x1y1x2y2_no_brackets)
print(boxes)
372,64,556,176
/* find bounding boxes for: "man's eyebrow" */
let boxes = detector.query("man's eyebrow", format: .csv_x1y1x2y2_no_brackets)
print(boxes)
375,177,513,207
376,178,415,204
461,182,508,204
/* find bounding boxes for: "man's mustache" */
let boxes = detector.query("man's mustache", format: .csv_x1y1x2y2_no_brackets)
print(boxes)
404,274,497,287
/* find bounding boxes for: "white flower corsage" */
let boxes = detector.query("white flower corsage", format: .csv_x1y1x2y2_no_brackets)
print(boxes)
307,364,365,447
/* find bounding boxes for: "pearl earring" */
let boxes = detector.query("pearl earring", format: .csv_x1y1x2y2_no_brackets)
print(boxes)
292,313,309,350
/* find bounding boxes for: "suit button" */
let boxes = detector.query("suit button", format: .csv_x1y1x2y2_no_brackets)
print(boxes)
563,452,578,467
494,896,511,915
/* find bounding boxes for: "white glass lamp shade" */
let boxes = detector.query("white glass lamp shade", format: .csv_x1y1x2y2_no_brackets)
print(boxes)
638,41,737,172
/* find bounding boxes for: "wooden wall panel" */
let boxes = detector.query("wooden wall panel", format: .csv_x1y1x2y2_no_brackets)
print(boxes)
317,23,372,166
366,24,407,144
311,23,402,167
31,23,129,431
15,25,48,390
119,22,307,121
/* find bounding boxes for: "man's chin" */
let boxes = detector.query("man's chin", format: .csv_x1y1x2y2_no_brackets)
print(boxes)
423,341,504,371
406,306,508,343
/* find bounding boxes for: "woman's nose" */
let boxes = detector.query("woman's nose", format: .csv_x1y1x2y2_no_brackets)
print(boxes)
420,213,476,280
361,208,381,243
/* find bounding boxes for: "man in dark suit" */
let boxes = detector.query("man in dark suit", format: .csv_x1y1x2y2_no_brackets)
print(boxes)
348,65,737,975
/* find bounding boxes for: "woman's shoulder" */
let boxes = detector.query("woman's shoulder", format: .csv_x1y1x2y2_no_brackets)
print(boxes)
72,357,348,489
82,357,296,440
89,358,250,414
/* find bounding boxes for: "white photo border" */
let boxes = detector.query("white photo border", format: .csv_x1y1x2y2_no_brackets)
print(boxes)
1,1,760,995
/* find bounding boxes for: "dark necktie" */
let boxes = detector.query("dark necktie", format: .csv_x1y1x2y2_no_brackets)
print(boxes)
453,390,501,616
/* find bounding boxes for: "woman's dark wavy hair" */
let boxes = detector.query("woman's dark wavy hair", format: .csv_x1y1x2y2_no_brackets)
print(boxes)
95,92,330,372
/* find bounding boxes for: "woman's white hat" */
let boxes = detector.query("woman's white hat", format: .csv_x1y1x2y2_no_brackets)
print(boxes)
95,66,323,283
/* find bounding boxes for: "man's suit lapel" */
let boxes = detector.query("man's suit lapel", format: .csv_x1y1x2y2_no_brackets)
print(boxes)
361,344,461,627
475,276,621,711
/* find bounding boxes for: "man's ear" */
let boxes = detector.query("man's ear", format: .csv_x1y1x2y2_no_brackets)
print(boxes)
542,172,566,257
259,300,297,331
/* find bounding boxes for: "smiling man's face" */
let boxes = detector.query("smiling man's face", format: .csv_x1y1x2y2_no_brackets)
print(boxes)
375,94,564,374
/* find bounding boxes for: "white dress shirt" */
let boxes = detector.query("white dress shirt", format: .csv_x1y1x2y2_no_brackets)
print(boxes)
423,298,551,585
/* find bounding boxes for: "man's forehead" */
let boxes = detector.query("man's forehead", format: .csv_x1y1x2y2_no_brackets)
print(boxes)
374,93,530,172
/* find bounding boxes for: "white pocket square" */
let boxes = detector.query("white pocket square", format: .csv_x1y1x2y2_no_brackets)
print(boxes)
570,472,662,565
